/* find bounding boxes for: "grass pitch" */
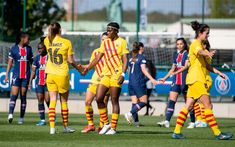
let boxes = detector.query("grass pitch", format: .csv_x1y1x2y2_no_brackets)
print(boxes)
0,112,234,147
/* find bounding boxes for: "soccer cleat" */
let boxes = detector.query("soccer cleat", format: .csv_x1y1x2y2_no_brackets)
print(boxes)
64,126,76,133
105,128,116,135
81,125,96,133
157,120,170,128
187,122,195,129
36,120,46,126
215,132,233,140
99,124,111,134
97,127,103,133
50,128,56,135
172,133,184,139
195,120,208,128
134,122,144,127
8,114,13,124
124,113,133,124
17,118,24,125
149,108,156,116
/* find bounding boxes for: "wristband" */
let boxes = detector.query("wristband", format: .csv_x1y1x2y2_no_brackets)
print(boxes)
121,72,125,77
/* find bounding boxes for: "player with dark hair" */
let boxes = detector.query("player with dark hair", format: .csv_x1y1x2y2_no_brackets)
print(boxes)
124,42,158,126
172,21,233,140
157,37,196,128
28,39,49,126
5,32,33,124
82,22,129,135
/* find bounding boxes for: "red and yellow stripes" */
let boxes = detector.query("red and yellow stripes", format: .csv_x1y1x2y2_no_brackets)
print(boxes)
49,100,57,128
98,108,109,125
174,107,188,134
200,103,207,122
103,40,122,74
194,102,202,121
61,102,69,127
205,109,221,135
85,106,94,125
94,52,105,77
111,113,119,129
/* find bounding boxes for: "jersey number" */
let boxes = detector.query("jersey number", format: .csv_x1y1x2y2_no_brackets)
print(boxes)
48,48,63,65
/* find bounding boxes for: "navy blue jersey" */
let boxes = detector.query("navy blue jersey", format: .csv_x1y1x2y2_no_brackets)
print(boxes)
172,50,188,85
8,45,33,79
33,54,47,86
128,54,147,86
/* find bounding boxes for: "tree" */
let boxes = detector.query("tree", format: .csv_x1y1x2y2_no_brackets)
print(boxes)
208,0,235,18
0,0,65,42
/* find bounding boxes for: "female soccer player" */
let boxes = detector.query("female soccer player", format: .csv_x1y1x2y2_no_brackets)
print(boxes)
124,42,158,125
5,32,33,124
44,22,81,134
82,22,129,135
157,37,196,128
172,21,233,140
81,32,110,133
28,39,49,126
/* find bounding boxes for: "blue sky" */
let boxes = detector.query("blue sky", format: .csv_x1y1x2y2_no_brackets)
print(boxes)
56,0,209,15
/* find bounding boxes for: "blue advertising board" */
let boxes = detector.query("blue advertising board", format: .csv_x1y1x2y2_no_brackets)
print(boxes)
0,68,234,97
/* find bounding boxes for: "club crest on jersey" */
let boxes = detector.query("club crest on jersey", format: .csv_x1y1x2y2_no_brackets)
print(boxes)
215,75,231,95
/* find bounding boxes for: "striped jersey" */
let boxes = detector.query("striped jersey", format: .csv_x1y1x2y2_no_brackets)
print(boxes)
33,54,47,85
89,48,105,84
172,50,188,85
98,37,129,75
8,45,33,79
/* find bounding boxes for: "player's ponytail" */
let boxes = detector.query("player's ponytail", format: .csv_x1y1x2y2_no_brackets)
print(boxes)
191,21,209,38
131,42,140,62
48,22,61,44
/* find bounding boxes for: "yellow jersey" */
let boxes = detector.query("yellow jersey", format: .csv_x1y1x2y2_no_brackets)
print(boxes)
90,48,105,84
44,36,74,76
186,39,207,84
204,49,212,83
98,37,129,75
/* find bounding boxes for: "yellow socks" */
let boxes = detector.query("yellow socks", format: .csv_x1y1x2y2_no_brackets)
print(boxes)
204,109,221,136
111,113,119,130
194,102,202,121
174,107,188,134
85,105,94,125
98,108,109,125
199,103,207,123
49,100,56,128
61,101,69,127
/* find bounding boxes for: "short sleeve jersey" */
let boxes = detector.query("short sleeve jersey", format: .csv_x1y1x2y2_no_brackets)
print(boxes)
8,45,33,79
172,50,188,85
128,54,147,87
33,54,47,85
44,36,74,76
89,48,106,84
98,37,129,75
186,39,207,84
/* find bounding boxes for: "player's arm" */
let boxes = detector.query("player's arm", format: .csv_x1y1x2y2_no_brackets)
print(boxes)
5,58,13,83
67,54,82,71
172,60,189,75
141,64,158,85
160,64,176,82
82,53,104,75
198,49,216,59
28,65,36,90
205,59,226,79
117,53,128,84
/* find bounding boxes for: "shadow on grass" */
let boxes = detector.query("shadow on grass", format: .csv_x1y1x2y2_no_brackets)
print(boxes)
118,130,172,135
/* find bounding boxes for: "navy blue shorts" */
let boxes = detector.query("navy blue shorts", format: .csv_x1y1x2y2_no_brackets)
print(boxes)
11,77,29,88
170,83,188,95
35,84,48,94
129,85,147,98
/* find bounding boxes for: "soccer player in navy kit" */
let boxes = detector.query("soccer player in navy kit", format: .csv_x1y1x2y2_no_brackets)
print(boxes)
5,32,33,124
29,39,50,126
157,37,195,128
124,42,158,124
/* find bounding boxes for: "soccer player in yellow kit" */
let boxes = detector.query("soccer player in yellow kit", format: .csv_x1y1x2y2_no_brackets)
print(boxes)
172,21,233,140
83,22,129,135
44,22,81,134
81,32,110,133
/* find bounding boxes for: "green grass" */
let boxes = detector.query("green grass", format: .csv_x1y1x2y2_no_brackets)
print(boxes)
0,112,235,147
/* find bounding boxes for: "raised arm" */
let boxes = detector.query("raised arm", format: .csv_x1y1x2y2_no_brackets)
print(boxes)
172,60,189,76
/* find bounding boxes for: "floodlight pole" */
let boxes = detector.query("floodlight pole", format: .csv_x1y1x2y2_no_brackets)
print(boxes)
72,0,74,31
136,0,140,42
202,0,205,23
23,0,26,32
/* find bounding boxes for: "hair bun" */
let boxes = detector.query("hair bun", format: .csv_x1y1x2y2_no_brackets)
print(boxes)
191,21,200,31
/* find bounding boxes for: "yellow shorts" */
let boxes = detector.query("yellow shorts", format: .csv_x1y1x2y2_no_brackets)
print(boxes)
87,83,110,95
99,74,122,88
187,81,209,99
46,74,70,93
